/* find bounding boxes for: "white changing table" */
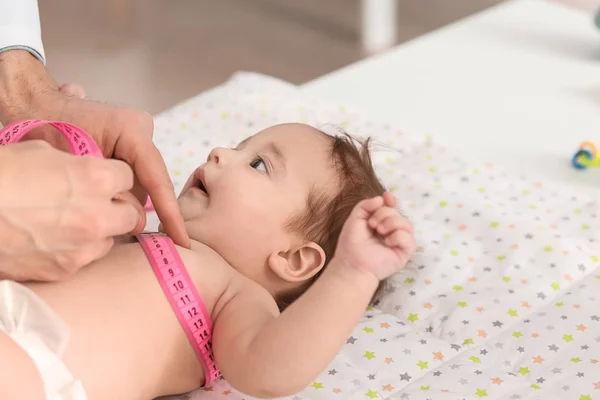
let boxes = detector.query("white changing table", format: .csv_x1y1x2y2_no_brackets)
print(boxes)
301,0,600,196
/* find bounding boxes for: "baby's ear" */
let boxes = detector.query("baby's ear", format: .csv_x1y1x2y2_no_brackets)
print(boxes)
267,242,325,283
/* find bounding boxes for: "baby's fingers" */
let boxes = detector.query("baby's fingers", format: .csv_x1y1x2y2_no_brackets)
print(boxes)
376,215,412,236
369,208,413,234
383,191,397,208
384,229,416,255
352,196,385,220
368,206,396,230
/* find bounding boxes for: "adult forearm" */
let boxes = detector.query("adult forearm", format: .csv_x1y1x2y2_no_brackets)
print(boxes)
0,50,65,149
0,50,56,122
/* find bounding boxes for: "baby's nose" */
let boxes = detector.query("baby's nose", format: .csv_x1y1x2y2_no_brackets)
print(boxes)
207,147,225,164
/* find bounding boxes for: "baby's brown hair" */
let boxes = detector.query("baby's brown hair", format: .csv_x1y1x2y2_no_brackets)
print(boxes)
277,129,387,310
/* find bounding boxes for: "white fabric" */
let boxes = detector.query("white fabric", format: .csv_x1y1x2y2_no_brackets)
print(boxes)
0,280,87,400
0,0,45,63
149,72,600,400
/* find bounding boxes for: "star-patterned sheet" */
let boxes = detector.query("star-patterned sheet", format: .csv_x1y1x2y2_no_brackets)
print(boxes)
151,72,600,400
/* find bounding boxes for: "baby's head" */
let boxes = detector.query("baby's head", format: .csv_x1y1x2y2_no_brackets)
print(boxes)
177,123,385,308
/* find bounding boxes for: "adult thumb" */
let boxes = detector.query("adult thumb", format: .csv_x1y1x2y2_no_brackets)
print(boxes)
114,191,147,235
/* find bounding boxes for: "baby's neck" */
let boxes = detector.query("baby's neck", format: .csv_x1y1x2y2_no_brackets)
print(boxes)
186,237,284,306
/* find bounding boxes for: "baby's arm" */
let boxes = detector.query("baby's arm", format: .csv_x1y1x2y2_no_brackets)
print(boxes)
213,260,378,398
212,193,415,398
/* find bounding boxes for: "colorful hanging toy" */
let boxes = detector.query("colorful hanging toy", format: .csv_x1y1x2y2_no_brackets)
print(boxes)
572,141,600,170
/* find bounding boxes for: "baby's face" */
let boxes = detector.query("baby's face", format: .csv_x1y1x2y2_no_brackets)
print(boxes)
177,124,335,282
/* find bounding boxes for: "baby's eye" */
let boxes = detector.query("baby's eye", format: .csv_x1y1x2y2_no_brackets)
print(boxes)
250,157,268,173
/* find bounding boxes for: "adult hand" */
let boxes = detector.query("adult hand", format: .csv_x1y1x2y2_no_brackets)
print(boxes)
0,50,189,248
0,140,142,281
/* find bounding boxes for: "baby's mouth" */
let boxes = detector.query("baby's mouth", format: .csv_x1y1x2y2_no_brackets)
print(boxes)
192,168,209,197
197,180,208,196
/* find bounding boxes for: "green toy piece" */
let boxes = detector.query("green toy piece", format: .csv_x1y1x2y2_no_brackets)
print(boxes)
572,141,600,170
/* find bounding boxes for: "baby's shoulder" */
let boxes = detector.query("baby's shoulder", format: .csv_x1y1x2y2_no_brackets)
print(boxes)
172,240,246,317
175,242,278,316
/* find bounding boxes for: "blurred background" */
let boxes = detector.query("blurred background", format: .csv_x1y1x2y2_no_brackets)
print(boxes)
39,0,597,115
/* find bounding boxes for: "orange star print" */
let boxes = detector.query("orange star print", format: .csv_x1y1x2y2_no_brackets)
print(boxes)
491,377,504,385
532,355,544,364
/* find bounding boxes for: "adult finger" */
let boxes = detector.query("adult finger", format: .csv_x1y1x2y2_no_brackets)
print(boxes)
112,191,147,235
88,238,116,265
97,158,136,195
103,195,143,237
130,173,149,207
73,238,115,273
132,142,190,248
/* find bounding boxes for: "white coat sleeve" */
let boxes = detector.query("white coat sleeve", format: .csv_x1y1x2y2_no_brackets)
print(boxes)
0,0,45,64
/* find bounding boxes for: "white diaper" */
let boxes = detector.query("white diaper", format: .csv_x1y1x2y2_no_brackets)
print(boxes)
0,280,88,400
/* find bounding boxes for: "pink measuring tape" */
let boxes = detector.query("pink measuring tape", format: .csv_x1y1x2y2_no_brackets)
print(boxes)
0,119,221,385
0,119,104,157
137,232,221,385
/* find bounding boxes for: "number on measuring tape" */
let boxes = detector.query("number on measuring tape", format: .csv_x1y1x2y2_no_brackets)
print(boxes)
137,233,221,386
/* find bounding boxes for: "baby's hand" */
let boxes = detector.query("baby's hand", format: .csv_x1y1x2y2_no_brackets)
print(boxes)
334,192,415,281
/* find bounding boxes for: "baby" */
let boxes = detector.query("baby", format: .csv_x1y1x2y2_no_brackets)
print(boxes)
1,123,415,400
